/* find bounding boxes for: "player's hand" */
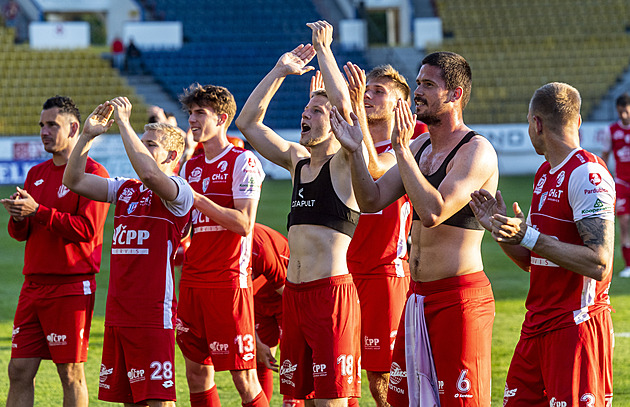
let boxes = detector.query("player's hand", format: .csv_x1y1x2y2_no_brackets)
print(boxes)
109,96,133,125
82,103,114,139
490,201,527,244
256,341,278,372
391,99,416,152
307,20,333,52
275,44,316,77
310,70,324,95
343,62,366,114
330,107,363,153
0,186,38,219
470,189,507,232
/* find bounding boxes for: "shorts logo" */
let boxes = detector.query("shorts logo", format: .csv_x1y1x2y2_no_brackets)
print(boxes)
47,332,67,346
280,360,297,379
312,363,327,377
209,341,229,355
127,368,145,383
57,185,70,198
188,167,202,183
35,179,44,186
549,397,568,407
503,384,517,406
389,362,406,385
163,380,174,388
99,364,113,389
175,318,189,333
243,352,255,361
364,336,380,350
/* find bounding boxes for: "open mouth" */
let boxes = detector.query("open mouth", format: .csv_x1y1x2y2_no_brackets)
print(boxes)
301,123,311,133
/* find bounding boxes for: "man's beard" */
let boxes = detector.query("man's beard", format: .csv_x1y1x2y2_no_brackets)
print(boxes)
417,112,441,126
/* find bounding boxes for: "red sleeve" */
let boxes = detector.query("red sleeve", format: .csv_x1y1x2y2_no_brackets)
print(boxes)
31,162,110,243
252,225,289,291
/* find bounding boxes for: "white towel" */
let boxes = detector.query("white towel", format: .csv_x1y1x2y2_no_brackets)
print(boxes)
405,294,440,407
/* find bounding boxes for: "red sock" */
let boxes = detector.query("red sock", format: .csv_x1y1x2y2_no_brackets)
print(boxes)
347,398,360,407
622,246,630,266
257,363,274,401
282,395,304,407
242,390,269,407
190,385,221,407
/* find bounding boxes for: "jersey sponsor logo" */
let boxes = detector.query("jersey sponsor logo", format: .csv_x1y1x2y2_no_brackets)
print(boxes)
539,191,548,211
239,175,259,193
312,363,327,377
119,187,134,203
34,179,44,186
47,332,67,346
364,336,380,350
556,171,565,187
549,397,568,407
57,184,70,198
589,172,602,186
188,167,203,183
534,174,547,195
209,341,229,354
212,173,228,182
389,362,406,385
581,198,613,215
292,198,316,208
113,224,150,246
584,186,610,195
127,368,145,383
280,359,298,380
218,161,228,172
531,257,559,267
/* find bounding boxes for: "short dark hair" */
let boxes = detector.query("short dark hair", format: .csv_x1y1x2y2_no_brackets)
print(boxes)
616,93,630,107
421,52,472,109
179,83,237,128
42,95,80,123
366,64,410,102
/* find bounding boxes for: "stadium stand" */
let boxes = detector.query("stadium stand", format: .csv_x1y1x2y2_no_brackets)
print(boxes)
139,0,367,129
428,0,630,124
0,26,149,136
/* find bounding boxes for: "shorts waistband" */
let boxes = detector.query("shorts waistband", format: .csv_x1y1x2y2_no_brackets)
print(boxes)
411,271,489,296
285,273,353,291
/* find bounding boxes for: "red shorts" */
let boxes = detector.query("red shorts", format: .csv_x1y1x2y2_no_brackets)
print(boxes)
616,179,630,215
388,272,495,407
354,275,409,372
98,326,176,404
279,274,361,399
176,286,257,371
503,310,613,407
255,298,283,348
11,280,95,363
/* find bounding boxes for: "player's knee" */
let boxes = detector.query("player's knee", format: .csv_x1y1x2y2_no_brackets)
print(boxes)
56,363,86,387
231,368,259,393
8,359,39,383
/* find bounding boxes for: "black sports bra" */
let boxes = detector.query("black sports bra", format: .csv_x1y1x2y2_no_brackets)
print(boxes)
411,131,484,230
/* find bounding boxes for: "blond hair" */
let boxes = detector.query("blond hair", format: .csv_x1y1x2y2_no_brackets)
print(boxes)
144,122,185,159
530,82,581,133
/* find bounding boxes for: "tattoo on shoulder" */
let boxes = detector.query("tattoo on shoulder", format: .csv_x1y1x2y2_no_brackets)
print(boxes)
576,217,614,250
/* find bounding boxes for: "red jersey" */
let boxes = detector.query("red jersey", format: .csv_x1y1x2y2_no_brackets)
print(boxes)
523,149,615,338
251,223,289,306
8,158,109,285
604,120,630,180
105,176,193,329
347,140,412,277
181,145,265,288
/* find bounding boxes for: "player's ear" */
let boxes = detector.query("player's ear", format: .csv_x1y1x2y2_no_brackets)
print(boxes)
217,113,228,126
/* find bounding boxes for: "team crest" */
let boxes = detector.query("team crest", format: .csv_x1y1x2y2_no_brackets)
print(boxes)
127,202,138,214
539,191,548,211
189,167,202,183
589,173,602,186
556,171,565,187
534,174,547,195
57,185,70,198
203,177,210,192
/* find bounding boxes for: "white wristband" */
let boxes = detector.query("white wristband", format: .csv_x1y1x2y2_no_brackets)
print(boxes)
519,227,540,251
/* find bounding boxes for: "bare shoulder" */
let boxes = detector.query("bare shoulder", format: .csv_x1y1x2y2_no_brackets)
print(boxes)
410,132,431,155
460,133,498,162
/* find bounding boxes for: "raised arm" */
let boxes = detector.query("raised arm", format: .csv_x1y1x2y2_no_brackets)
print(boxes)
392,100,498,228
109,97,180,202
235,45,315,172
343,62,396,179
63,103,113,202
330,107,405,212
308,20,353,122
